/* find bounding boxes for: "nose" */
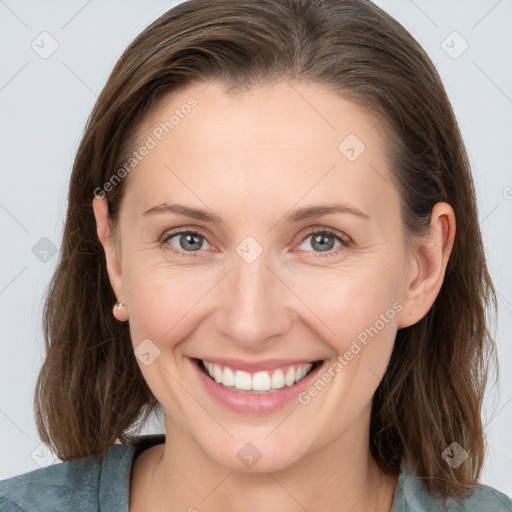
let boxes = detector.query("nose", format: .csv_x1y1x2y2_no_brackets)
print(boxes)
213,246,292,349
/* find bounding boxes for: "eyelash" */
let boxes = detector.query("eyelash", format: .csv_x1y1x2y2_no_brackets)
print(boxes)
159,227,351,258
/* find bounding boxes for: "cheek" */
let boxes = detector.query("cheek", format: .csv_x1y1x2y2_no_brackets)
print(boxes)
122,266,203,415
124,258,268,363
124,272,195,347
288,264,403,355
121,240,217,338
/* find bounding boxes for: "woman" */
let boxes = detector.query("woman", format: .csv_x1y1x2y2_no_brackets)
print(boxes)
1,0,510,511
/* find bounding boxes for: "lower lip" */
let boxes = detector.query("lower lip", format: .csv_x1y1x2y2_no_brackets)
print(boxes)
190,357,325,415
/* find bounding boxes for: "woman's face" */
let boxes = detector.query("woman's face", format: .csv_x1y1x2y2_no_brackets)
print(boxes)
96,80,426,472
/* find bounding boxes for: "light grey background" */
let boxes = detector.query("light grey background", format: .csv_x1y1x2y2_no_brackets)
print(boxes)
1,0,511,497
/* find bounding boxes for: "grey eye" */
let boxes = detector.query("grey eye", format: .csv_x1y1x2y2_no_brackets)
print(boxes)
166,231,208,251
299,231,342,253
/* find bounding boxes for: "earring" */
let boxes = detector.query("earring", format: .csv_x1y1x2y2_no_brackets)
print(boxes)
113,300,128,322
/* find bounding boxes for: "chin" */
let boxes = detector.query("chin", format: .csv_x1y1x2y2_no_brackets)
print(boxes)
203,439,309,474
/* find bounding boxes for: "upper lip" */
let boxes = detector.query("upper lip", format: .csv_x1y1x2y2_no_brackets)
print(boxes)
193,357,322,373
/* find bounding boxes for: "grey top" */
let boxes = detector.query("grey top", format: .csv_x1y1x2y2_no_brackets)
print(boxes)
1,434,510,511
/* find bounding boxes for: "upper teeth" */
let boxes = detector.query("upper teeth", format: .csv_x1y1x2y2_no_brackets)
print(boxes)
202,360,314,392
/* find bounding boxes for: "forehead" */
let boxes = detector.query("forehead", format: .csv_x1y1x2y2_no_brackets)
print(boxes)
122,80,399,227
140,80,381,153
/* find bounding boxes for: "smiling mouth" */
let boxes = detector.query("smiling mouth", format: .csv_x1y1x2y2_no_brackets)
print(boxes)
193,358,324,394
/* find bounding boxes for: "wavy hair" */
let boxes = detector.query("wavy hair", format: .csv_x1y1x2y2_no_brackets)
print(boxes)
34,0,498,497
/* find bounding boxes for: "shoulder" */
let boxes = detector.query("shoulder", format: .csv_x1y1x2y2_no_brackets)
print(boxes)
0,443,136,512
392,461,512,511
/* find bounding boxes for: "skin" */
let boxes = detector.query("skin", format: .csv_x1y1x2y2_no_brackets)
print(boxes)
93,80,455,512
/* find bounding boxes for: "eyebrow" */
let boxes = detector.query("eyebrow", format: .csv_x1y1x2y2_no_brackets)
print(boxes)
142,202,370,223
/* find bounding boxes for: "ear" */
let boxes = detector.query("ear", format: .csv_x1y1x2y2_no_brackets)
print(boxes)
397,202,456,329
92,196,128,322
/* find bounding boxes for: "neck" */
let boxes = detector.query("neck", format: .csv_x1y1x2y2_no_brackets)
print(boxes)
132,411,399,512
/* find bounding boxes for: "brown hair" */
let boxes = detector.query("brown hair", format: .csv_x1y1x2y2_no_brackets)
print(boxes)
34,0,498,497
